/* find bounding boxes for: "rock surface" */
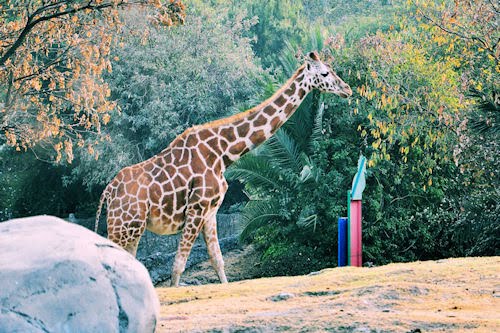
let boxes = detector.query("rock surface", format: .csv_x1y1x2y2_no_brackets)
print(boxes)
141,236,241,285
0,215,159,333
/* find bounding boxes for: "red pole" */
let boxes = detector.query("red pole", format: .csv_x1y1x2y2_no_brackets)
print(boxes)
349,200,362,267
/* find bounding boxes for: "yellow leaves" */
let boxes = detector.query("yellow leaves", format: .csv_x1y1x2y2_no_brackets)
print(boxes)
54,142,63,163
1,0,181,163
32,79,42,91
6,20,21,32
64,140,74,163
357,85,377,101
5,130,17,146
102,113,111,125
379,121,388,134
357,85,366,95
367,113,373,122
411,136,419,147
153,0,162,8
432,34,447,46
48,79,57,90
51,117,61,136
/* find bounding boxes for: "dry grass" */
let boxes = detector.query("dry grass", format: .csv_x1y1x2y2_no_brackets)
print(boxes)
156,257,499,332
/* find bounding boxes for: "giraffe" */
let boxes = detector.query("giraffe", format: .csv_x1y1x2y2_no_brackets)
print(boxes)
95,51,352,286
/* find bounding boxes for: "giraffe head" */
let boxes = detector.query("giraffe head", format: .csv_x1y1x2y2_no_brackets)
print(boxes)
304,51,352,98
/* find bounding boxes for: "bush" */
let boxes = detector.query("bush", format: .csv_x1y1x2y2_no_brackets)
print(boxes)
259,242,333,277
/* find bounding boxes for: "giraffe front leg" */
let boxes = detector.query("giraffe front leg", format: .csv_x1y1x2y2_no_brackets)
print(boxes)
171,213,205,287
202,214,228,284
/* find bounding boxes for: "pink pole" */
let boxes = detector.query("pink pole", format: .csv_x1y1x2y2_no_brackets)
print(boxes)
349,200,362,267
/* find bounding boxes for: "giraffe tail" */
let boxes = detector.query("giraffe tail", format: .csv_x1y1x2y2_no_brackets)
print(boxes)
95,184,111,233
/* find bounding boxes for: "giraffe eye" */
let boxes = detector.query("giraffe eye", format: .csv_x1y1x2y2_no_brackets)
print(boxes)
321,72,329,77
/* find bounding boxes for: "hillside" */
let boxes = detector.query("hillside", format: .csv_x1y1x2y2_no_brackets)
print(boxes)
156,257,499,332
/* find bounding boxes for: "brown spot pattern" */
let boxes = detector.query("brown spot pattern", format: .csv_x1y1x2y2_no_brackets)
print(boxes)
98,62,319,286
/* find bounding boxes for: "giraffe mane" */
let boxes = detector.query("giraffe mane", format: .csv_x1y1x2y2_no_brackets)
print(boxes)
171,64,306,144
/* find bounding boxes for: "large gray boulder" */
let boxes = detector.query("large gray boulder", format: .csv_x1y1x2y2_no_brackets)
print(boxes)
0,215,159,333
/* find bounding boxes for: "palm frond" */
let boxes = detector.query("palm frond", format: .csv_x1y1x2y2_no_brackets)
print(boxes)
278,40,301,76
240,199,282,241
309,102,325,151
284,95,314,145
296,205,318,231
245,74,279,108
468,98,499,136
225,154,285,193
261,129,304,172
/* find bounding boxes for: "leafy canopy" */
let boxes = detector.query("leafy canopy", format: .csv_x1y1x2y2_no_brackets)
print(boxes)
0,0,185,162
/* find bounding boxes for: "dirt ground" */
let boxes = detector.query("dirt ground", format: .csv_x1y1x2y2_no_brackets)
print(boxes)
156,254,499,332
157,244,262,287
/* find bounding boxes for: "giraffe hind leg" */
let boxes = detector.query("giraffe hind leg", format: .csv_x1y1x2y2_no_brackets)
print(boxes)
107,216,146,258
123,233,143,257
171,212,205,287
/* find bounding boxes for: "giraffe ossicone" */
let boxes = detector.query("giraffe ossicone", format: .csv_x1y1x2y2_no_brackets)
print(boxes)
95,51,352,287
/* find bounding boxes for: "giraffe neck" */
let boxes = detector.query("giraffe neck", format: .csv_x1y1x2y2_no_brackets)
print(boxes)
216,65,311,166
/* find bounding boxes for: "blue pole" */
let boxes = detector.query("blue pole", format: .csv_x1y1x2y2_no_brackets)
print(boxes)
347,190,351,265
338,217,348,267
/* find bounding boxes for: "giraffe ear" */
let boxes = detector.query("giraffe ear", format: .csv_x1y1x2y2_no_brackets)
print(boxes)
308,51,320,62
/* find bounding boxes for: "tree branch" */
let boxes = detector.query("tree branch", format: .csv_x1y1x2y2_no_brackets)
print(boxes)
0,0,147,66
14,46,72,82
415,5,499,63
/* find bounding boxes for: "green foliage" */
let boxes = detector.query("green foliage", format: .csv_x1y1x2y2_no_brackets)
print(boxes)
1,0,497,273
0,146,94,220
72,4,267,187
259,241,332,277
227,90,348,275
242,0,308,68
229,0,497,273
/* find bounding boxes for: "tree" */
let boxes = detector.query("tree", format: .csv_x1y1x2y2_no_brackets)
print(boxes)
72,3,267,188
0,0,185,162
242,0,308,69
410,0,499,256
